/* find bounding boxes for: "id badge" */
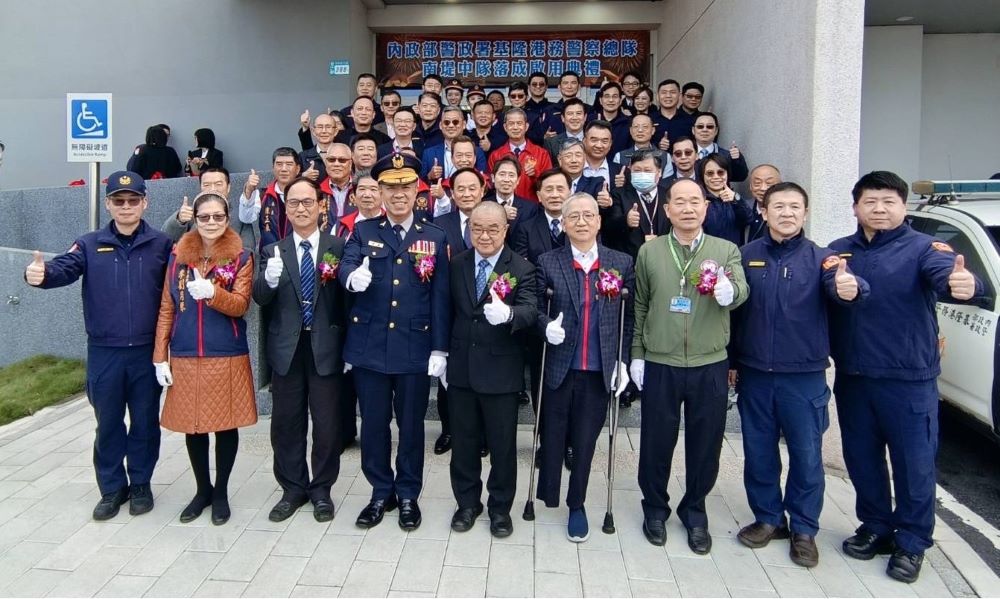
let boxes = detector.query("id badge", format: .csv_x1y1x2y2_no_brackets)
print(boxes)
669,295,692,314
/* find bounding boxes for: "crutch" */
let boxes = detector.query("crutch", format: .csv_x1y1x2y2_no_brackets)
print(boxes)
603,287,629,534
523,287,554,521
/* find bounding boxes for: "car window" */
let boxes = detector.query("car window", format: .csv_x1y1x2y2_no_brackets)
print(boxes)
917,218,994,301
988,226,1000,252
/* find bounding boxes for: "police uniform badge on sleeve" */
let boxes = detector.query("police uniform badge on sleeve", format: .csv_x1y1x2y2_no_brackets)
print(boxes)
821,255,841,270
931,241,954,253
416,196,429,210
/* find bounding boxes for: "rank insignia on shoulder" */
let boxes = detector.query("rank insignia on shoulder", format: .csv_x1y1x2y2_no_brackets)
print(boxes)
97,246,115,253
747,260,766,267
367,240,384,248
931,241,954,253
821,255,841,270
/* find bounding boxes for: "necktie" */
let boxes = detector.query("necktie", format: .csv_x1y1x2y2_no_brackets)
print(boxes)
513,147,522,158
393,224,404,244
699,148,709,159
641,192,653,205
550,218,561,240
463,220,472,248
299,240,315,328
475,259,491,298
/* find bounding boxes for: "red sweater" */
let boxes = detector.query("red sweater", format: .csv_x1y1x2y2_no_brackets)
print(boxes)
488,141,553,202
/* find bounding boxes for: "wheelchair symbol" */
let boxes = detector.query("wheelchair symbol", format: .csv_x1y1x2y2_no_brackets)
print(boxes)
71,100,108,139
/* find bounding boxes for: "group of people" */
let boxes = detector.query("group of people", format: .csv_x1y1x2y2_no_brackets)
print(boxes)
126,124,224,181
24,71,985,586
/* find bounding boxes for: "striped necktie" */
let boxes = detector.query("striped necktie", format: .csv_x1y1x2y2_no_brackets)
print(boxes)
299,240,315,328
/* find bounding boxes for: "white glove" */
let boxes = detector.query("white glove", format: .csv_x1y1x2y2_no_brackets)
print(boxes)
187,268,216,301
348,256,372,292
154,362,173,387
611,361,630,398
714,272,734,307
428,354,447,378
343,362,352,373
264,246,283,288
483,289,512,326
629,358,645,391
545,312,565,345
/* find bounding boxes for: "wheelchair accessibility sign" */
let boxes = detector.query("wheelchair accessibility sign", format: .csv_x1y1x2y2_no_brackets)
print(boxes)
66,93,113,162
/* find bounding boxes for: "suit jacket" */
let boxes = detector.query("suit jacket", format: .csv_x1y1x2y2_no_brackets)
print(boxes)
535,244,635,392
484,194,539,241
447,247,537,393
252,232,347,377
544,132,584,163
338,216,451,374
299,147,327,181
420,143,487,181
607,185,671,258
377,139,425,160
512,211,565,266
695,143,749,182
435,210,473,255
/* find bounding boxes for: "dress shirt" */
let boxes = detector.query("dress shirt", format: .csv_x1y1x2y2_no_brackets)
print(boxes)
292,228,321,266
583,160,610,187
238,183,283,224
571,243,599,273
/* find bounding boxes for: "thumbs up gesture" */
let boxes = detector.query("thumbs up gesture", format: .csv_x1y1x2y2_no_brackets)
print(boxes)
177,196,193,224
186,267,216,301
429,157,443,181
349,256,373,292
244,169,260,198
834,258,859,301
25,251,45,286
718,186,736,202
948,254,976,300
264,246,283,288
303,160,319,181
614,167,626,189
545,311,566,345
430,178,446,200
596,180,612,208
483,288,513,326
300,109,311,130
626,202,641,228
658,133,670,151
713,271,734,306
729,141,741,160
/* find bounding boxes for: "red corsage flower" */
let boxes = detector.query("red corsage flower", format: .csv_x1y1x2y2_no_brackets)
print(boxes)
212,259,238,287
688,259,731,295
488,272,518,300
318,252,339,285
414,253,436,282
596,268,624,299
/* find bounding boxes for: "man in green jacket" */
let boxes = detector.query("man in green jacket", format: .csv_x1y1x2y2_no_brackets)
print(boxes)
629,178,748,554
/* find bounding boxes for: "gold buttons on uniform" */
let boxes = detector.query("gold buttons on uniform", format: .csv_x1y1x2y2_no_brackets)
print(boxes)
393,279,400,285
391,300,398,307
389,322,395,329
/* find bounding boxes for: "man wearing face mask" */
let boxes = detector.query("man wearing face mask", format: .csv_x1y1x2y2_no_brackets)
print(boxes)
608,151,670,258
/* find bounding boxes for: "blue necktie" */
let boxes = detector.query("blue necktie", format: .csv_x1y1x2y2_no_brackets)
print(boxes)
475,258,491,299
393,224,404,244
550,218,561,240
299,240,315,328
463,220,472,248
513,147,522,158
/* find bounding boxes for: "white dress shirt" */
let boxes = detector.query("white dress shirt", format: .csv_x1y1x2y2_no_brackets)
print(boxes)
292,228,321,266
571,243,599,273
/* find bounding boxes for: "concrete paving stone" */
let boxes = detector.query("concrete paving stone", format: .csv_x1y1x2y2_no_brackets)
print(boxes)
908,556,953,598
4,450,76,482
728,587,780,598
486,542,534,597
150,456,192,487
762,564,826,598
34,521,124,571
0,464,23,480
245,490,294,532
229,471,281,510
47,545,135,598
185,507,256,552
534,571,583,597
9,466,88,499
192,580,248,597
934,537,1000,597
628,579,681,597
326,494,370,537
807,536,873,597
339,560,396,598
0,514,47,554
207,529,281,582
346,472,374,497
579,548,632,597
437,565,488,598
0,540,58,590
387,592,434,598
443,519,493,567
22,499,92,544
664,518,710,559
1,567,70,597
105,502,177,548
670,556,729,598
705,493,741,538
142,550,224,597
406,496,455,541
711,536,776,591
242,554,309,598
298,534,363,588
418,468,452,500
533,523,580,575
355,517,407,564
272,510,330,557
30,480,97,517
490,512,534,546
577,521,624,553
118,524,201,577
95,574,157,598
858,574,920,598
0,496,34,526
289,585,342,598
616,518,674,582
390,538,447,593
155,476,201,507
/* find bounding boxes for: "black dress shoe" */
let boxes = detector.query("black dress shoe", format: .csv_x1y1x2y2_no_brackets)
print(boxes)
93,487,130,521
434,434,452,455
642,518,667,546
451,504,483,532
356,496,398,528
842,527,896,560
489,511,513,538
564,446,576,470
686,526,713,555
129,483,154,516
211,494,231,526
790,533,819,568
313,497,335,523
398,499,422,530
619,390,634,408
268,496,308,522
179,493,212,523
887,549,923,583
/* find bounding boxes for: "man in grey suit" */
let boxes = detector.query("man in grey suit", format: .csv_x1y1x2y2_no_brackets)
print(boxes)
252,177,348,524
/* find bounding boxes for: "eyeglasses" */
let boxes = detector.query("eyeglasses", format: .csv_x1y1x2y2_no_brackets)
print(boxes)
286,198,317,209
508,93,526,99
382,100,400,107
325,157,351,164
441,119,463,126
109,197,143,207
196,213,228,223
564,212,598,223
471,226,505,237
672,149,695,157
529,81,547,87
694,124,716,130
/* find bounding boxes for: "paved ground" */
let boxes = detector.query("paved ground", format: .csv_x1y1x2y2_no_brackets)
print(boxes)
0,396,998,598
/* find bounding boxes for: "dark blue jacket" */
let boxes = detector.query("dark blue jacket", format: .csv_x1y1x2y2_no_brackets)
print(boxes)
828,223,985,381
734,233,869,373
420,143,487,181
704,193,753,248
39,220,172,347
586,111,632,159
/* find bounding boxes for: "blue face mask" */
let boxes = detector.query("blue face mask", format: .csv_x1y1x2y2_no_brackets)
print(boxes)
630,171,657,192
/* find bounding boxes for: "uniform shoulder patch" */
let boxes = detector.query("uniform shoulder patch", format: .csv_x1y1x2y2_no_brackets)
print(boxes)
822,255,841,270
931,241,954,253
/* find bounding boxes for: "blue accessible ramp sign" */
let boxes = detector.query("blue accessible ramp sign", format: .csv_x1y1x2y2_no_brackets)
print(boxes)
66,93,113,162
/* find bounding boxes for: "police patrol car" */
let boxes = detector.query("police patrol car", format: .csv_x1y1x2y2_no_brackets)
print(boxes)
907,180,1000,439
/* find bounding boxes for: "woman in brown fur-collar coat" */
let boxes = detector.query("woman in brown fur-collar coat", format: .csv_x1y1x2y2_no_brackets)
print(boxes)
153,191,257,525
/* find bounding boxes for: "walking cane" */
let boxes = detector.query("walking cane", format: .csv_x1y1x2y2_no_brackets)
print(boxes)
602,287,629,534
523,287,554,521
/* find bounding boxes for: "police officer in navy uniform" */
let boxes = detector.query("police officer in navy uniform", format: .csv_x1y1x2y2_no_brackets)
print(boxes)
733,182,870,568
339,153,451,531
24,171,172,520
829,171,983,583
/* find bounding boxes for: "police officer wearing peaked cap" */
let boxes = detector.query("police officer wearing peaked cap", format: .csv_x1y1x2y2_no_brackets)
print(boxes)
338,152,451,531
24,171,173,521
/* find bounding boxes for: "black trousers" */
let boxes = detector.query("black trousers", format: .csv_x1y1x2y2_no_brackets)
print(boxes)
437,384,450,435
638,360,728,527
340,373,358,446
448,386,519,514
537,370,608,509
270,332,342,502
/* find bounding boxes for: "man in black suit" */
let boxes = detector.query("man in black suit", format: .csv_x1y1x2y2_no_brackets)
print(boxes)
512,168,570,265
485,157,538,242
535,192,634,543
252,177,347,523
447,201,537,538
607,150,671,258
